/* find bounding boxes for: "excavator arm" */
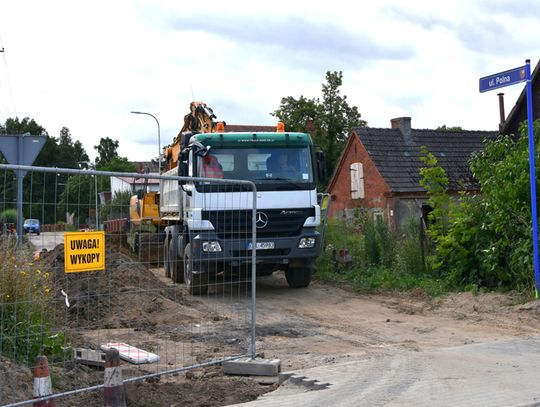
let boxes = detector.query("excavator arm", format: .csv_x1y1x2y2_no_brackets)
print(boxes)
163,101,220,171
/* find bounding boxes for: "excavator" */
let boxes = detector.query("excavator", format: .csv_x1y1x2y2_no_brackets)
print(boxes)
163,101,221,171
128,102,221,262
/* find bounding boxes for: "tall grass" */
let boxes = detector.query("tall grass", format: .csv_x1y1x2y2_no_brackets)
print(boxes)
0,240,65,364
317,217,445,296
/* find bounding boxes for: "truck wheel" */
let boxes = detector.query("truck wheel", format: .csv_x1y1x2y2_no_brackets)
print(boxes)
133,232,140,254
170,238,184,283
285,261,314,288
183,243,208,295
164,235,171,278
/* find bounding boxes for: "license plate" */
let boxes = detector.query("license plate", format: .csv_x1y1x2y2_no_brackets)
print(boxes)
246,241,275,250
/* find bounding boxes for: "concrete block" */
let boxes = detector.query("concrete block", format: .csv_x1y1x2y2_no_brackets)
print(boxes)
73,348,106,367
223,357,281,377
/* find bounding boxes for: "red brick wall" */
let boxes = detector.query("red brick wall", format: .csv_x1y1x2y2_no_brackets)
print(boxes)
327,132,394,223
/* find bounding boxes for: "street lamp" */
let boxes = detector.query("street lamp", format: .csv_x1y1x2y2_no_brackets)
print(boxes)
130,111,161,174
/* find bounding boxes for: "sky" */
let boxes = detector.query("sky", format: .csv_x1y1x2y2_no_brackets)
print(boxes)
0,0,539,162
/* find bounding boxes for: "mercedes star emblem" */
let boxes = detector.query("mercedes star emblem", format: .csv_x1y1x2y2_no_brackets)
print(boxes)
255,212,269,229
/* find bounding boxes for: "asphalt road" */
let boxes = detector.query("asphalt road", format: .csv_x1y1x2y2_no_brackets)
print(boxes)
26,231,65,251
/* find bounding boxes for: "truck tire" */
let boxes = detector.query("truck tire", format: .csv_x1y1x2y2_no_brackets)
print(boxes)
183,243,208,295
133,232,140,254
285,261,314,288
170,238,184,283
164,235,171,278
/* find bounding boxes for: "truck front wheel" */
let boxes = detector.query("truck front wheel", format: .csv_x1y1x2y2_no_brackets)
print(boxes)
183,243,208,295
170,238,184,283
164,235,171,278
285,261,314,288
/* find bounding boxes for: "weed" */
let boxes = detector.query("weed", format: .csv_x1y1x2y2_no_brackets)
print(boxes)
0,241,66,364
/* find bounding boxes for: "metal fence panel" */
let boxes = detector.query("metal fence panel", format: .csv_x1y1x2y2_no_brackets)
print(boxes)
0,164,257,406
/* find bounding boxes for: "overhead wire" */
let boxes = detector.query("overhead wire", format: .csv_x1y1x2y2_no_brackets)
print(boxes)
0,32,18,122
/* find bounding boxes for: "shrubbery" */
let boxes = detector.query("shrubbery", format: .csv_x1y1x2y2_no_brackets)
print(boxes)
426,122,540,294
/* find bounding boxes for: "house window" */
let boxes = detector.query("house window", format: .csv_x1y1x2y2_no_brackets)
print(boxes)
373,211,384,224
350,162,364,199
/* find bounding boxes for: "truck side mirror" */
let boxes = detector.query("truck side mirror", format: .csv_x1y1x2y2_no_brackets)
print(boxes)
178,151,189,179
316,150,327,182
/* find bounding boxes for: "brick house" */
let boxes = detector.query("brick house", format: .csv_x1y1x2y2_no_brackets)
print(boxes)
326,117,497,229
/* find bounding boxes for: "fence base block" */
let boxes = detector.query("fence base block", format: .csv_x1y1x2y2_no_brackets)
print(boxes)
223,357,281,377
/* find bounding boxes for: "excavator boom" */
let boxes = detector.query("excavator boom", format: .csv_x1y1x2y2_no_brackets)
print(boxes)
164,101,220,171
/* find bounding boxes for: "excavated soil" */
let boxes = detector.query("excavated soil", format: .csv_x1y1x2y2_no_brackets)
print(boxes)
0,243,272,406
4,242,540,406
43,244,197,329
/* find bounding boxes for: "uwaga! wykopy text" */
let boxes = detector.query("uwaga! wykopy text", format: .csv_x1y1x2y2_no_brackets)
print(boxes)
70,238,100,250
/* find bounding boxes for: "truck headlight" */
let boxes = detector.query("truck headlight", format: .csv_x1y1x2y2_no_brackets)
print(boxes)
298,237,316,249
202,241,222,252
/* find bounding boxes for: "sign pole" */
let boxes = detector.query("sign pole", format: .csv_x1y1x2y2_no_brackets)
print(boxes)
480,60,539,297
524,59,540,296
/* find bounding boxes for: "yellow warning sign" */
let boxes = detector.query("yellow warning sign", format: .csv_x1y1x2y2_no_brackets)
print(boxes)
64,231,105,273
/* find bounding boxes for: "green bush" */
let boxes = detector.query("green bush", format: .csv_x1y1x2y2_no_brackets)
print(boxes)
420,121,540,294
0,208,17,224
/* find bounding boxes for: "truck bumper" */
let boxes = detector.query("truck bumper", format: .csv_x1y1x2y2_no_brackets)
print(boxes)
189,228,321,267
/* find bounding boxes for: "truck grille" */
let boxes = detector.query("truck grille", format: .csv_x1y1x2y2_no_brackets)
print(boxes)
202,208,315,238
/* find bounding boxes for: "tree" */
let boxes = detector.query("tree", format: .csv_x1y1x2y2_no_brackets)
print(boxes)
0,117,48,136
57,127,89,168
273,71,366,178
94,137,120,169
58,174,109,227
98,156,136,172
436,125,463,131
0,118,91,223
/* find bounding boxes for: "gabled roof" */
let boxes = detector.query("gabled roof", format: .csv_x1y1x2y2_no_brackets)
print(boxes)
353,124,497,193
501,59,540,136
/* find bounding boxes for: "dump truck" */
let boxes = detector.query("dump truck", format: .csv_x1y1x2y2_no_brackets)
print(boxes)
160,111,326,295
128,102,217,262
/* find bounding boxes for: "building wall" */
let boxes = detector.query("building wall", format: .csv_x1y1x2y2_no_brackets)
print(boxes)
111,177,132,196
394,195,428,230
328,133,394,224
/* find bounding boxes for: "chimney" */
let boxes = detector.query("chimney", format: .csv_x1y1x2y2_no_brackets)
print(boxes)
497,93,505,131
305,117,315,134
391,117,412,144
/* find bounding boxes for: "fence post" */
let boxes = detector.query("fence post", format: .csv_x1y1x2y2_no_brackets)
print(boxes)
103,348,126,407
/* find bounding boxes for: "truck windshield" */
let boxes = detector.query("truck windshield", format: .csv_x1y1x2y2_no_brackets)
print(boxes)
196,146,315,191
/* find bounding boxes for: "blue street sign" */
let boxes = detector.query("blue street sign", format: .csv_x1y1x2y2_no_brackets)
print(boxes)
479,65,527,93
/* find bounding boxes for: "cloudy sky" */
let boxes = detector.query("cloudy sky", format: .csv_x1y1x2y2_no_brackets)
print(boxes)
0,0,539,162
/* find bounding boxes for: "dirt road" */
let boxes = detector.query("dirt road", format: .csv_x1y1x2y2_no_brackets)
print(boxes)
233,274,540,371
